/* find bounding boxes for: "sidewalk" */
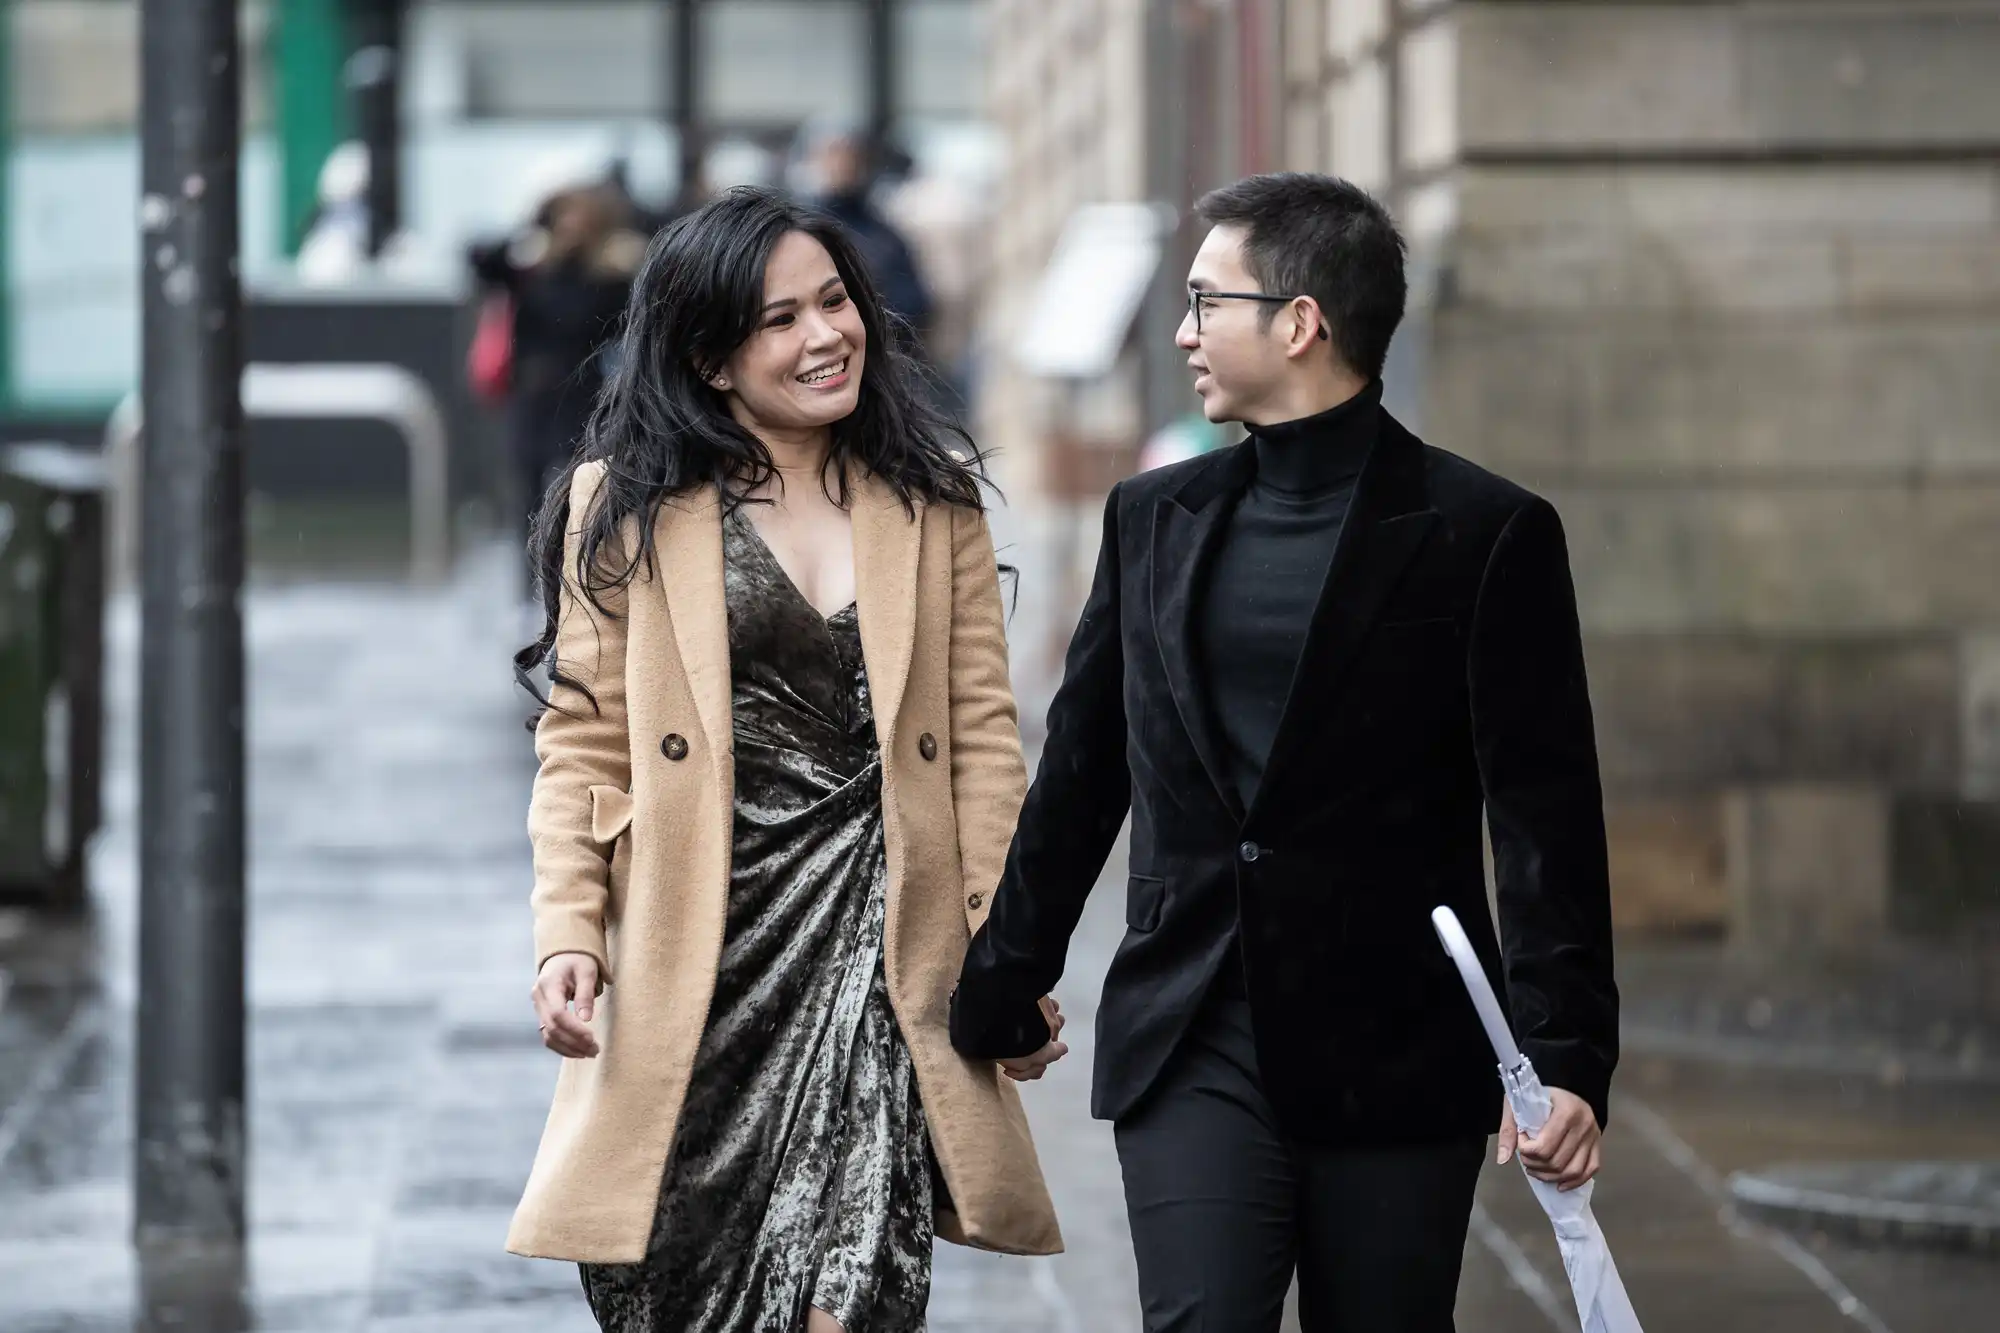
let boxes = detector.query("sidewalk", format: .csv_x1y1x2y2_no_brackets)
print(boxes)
3,548,596,1332
2,518,2000,1332
0,544,1082,1332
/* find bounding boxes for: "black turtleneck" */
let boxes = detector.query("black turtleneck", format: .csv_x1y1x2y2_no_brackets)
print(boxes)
1197,380,1381,808
1196,382,1378,998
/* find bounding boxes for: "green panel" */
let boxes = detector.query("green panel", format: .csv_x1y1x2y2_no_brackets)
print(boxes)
0,0,14,409
276,0,350,256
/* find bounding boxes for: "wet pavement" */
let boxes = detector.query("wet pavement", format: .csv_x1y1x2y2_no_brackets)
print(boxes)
1730,1161,2000,1254
1,522,1998,1331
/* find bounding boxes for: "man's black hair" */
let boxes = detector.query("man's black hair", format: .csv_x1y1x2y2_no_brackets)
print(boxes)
1195,172,1407,381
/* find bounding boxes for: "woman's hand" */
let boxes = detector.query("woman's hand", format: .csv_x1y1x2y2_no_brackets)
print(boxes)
532,953,602,1059
998,996,1069,1083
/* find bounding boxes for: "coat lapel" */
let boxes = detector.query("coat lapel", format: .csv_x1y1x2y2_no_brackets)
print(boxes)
1150,445,1257,820
1249,415,1438,819
653,488,733,764
851,469,924,757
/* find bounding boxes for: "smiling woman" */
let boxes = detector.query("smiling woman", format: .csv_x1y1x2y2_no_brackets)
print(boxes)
505,187,1064,1333
718,262,864,423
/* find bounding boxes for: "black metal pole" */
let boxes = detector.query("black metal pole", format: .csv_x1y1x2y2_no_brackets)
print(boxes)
670,0,702,210
135,0,247,1251
348,0,404,257
865,0,895,168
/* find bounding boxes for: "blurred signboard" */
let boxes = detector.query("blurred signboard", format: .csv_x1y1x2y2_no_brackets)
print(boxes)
1015,202,1173,380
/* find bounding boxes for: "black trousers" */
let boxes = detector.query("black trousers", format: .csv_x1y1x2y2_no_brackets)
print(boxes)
1114,995,1485,1332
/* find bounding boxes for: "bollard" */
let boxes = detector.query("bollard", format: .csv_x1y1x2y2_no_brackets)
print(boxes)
0,443,109,911
135,0,248,1251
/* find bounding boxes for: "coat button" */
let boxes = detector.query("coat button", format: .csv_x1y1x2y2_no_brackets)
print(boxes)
1238,840,1262,863
918,732,938,762
662,733,689,761
967,892,984,910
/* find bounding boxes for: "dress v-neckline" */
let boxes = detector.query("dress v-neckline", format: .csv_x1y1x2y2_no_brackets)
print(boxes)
736,508,859,625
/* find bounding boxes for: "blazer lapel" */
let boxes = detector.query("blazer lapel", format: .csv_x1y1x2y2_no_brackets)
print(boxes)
851,469,923,758
1249,416,1438,818
1150,445,1257,820
653,487,733,764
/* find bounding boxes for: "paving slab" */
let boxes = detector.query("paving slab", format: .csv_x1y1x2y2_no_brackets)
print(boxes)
1730,1161,2000,1255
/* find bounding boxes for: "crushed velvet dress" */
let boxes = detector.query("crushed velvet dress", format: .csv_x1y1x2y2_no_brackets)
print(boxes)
580,507,933,1331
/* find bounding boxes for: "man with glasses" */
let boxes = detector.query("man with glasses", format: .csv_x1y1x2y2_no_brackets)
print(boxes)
952,172,1618,1330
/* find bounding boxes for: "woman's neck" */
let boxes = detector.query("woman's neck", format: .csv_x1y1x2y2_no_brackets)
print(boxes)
742,424,835,502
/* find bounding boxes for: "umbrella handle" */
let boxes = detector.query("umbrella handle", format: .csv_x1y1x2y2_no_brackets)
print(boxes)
1429,906,1523,1065
1431,906,1558,1136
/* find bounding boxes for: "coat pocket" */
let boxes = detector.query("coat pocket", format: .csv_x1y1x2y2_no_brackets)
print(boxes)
1126,875,1166,933
589,785,635,843
588,786,636,927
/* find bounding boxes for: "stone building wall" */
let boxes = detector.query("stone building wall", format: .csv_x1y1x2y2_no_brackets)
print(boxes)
1292,0,2000,946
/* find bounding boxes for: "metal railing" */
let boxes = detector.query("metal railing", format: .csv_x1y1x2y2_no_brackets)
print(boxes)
104,362,451,584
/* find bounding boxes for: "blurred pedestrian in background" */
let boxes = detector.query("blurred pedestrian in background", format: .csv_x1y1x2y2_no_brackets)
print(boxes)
604,149,677,238
507,187,1063,1332
467,160,649,549
876,145,988,415
296,138,433,283
295,141,375,285
792,121,936,359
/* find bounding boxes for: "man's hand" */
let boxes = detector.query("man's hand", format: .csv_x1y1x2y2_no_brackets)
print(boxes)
998,996,1069,1083
532,952,602,1059
1498,1088,1602,1191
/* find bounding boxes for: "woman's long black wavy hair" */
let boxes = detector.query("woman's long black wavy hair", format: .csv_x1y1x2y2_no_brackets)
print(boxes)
516,186,995,707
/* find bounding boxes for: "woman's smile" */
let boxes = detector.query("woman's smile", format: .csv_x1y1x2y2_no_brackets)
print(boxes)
795,356,851,390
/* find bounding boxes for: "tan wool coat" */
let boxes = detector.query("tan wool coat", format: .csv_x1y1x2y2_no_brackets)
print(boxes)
506,460,1062,1263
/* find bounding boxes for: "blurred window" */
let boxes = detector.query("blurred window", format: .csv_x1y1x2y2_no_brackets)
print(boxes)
4,2,278,410
702,2,868,128
8,1,271,133
411,1,665,120
896,0,984,122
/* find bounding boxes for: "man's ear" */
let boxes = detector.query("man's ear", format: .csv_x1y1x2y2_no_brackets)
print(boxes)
1283,296,1331,360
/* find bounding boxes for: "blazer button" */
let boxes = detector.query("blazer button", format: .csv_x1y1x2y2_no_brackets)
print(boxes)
967,892,984,910
1238,840,1262,863
918,732,938,762
662,733,689,761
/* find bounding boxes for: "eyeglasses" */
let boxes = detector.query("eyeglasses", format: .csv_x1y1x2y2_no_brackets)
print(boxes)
1186,288,1329,340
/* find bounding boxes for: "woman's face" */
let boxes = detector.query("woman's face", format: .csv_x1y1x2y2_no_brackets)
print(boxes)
715,230,867,442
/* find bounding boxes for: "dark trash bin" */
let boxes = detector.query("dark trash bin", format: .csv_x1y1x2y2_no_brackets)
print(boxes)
0,442,108,911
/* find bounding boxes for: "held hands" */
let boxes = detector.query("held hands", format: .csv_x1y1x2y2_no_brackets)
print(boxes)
532,952,602,1059
997,996,1070,1083
1497,1087,1602,1192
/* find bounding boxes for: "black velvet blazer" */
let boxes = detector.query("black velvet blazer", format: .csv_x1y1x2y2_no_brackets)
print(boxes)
951,408,1619,1145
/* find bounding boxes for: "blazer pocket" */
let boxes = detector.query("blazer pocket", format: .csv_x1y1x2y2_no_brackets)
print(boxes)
1126,875,1165,933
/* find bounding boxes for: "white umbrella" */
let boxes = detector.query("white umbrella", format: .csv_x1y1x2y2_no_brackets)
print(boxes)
1431,906,1644,1333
